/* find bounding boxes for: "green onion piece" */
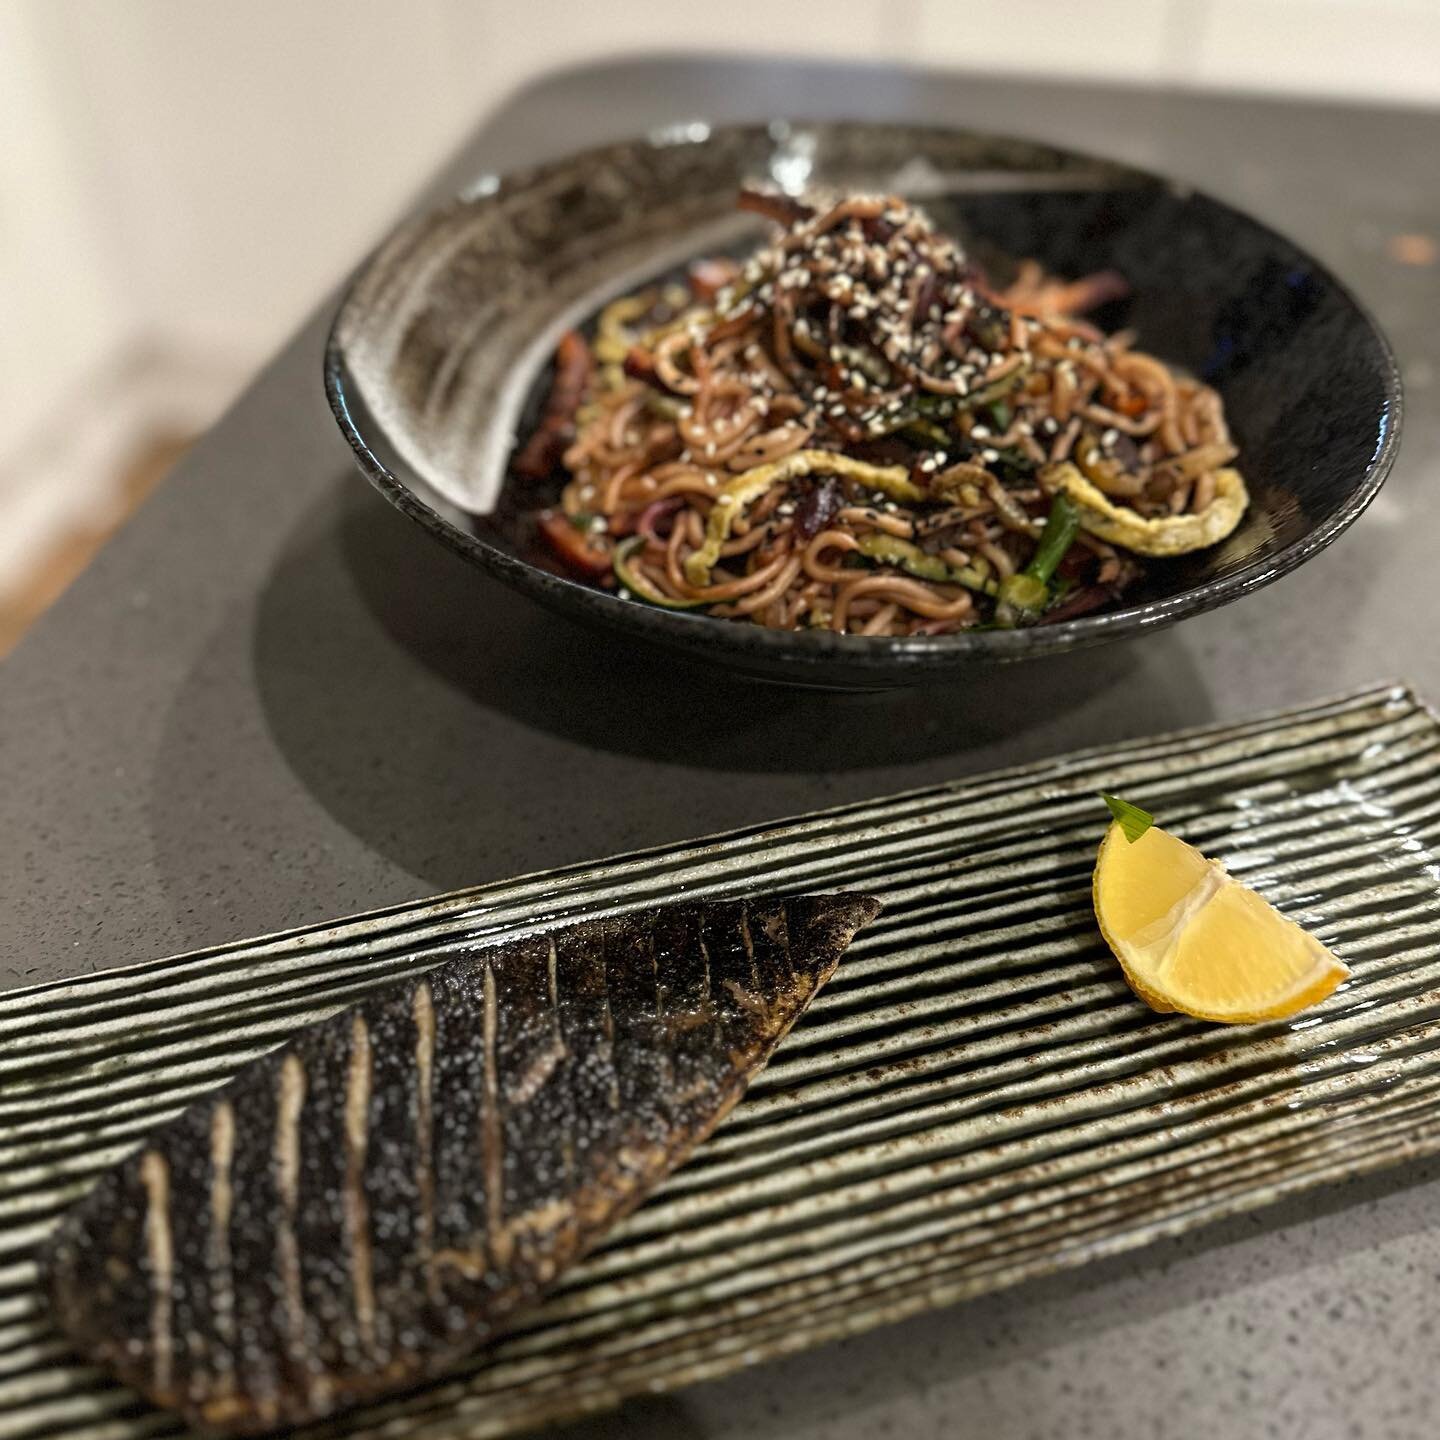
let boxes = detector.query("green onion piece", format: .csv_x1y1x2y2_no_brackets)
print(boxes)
994,491,1082,626
1101,793,1154,844
1028,491,1082,585
987,400,1013,431
997,573,1047,614
569,511,599,533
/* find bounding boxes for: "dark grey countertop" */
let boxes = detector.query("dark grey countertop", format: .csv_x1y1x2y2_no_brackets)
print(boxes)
5,55,1439,1440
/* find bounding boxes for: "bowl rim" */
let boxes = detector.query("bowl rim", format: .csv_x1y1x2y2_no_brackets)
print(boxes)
323,118,1404,672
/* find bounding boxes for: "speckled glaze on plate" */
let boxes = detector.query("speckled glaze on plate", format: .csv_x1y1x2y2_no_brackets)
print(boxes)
325,121,1400,688
8,684,1440,1439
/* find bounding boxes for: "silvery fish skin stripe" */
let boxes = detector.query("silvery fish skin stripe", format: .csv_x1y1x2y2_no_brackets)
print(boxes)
3,683,1440,1440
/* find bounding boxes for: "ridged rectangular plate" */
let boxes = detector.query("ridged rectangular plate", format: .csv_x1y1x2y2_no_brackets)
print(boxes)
5,683,1440,1440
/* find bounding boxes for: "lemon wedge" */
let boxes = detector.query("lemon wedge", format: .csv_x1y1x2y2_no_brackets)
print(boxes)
1046,462,1249,556
1093,820,1349,1022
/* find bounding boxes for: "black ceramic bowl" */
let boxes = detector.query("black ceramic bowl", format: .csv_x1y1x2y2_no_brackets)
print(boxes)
325,121,1400,689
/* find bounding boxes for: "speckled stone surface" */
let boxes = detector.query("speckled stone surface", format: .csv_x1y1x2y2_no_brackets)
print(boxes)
3,55,1438,1440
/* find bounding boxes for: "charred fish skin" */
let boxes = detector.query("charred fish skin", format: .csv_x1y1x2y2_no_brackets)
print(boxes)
43,894,880,1434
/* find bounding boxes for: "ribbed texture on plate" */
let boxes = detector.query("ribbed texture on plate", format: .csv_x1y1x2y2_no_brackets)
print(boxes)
3,684,1439,1439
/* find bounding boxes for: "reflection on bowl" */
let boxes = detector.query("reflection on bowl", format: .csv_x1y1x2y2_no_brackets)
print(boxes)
326,121,1400,689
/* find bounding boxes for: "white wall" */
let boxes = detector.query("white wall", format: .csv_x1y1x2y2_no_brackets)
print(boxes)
2,0,1437,584
0,4,133,447
13,0,1440,400
19,0,922,369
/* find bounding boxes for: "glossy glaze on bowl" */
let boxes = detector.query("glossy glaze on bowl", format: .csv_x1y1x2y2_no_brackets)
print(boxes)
326,121,1401,687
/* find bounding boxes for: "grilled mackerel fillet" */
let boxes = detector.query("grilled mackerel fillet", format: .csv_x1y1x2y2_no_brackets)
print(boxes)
43,894,880,1432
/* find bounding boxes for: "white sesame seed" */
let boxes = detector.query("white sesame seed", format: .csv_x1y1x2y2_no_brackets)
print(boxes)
971,425,991,439
981,448,999,462
1102,427,1119,446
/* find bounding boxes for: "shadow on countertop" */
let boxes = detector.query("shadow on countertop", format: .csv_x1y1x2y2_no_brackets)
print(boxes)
329,475,1208,772
232,473,1212,890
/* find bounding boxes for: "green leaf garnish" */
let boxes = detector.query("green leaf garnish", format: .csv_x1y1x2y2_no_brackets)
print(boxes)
1101,793,1154,844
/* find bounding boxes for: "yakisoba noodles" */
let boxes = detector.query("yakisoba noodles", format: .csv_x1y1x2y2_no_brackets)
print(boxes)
509,187,1248,634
